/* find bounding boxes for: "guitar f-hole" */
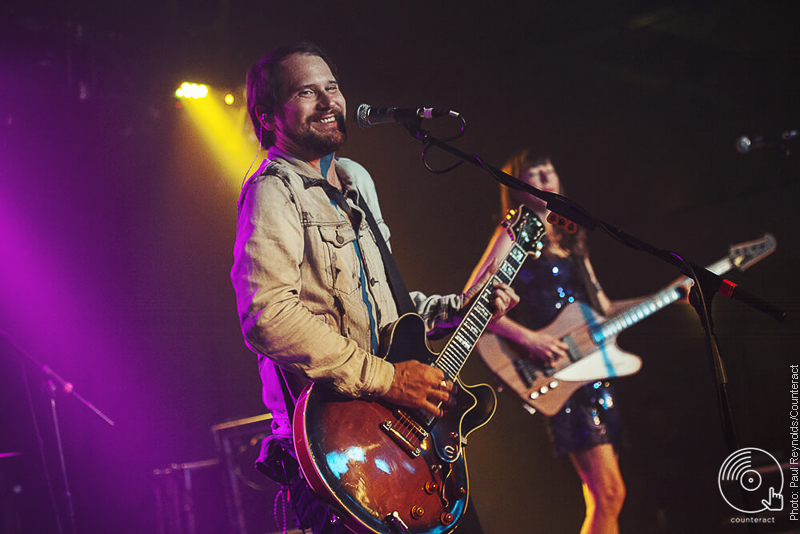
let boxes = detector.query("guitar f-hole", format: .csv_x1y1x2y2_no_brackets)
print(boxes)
437,462,454,509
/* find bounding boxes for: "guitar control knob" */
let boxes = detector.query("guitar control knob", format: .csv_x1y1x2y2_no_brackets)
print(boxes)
539,385,549,394
549,380,558,389
424,481,439,494
411,506,425,520
529,391,540,399
441,512,455,525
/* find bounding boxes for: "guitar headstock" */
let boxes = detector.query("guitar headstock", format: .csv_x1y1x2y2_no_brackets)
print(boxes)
729,233,777,272
501,206,546,256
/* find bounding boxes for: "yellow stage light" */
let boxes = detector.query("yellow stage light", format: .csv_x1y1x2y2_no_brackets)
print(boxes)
175,83,263,183
175,82,209,99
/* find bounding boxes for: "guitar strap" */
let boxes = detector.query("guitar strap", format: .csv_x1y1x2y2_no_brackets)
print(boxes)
355,194,416,316
322,183,415,315
575,253,607,315
277,366,297,423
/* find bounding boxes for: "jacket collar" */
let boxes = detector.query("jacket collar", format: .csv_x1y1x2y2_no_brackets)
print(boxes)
266,146,356,198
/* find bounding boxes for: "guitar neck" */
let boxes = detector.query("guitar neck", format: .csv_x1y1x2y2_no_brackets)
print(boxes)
435,242,531,380
593,256,733,343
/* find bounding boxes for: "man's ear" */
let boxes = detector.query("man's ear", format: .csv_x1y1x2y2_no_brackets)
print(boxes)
255,106,274,131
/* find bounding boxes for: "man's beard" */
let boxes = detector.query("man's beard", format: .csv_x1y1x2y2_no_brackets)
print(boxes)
290,115,347,158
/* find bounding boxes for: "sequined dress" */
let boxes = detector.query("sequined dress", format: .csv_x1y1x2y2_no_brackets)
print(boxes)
508,247,621,456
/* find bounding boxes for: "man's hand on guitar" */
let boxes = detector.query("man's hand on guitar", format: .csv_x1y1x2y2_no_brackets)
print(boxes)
463,259,520,322
520,331,569,366
383,360,455,418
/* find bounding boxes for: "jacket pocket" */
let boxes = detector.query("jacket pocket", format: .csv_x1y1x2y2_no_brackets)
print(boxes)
318,223,360,295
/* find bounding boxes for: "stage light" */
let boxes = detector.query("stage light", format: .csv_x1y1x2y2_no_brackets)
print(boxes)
175,83,262,182
175,82,209,99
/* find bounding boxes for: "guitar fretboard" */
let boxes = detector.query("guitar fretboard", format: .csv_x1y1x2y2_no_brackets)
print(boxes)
435,241,535,380
592,257,731,343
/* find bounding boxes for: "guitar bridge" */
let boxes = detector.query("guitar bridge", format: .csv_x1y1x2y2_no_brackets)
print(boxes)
380,411,428,458
514,359,543,387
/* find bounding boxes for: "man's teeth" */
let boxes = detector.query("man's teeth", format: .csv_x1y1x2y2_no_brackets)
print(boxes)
320,117,336,123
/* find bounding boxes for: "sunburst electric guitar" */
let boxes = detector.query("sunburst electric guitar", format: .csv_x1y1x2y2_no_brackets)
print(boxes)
292,207,544,534
475,233,776,416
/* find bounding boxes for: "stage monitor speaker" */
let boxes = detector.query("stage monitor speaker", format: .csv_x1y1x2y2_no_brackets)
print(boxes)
152,458,227,534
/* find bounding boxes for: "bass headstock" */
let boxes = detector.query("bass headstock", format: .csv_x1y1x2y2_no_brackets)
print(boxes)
729,233,776,272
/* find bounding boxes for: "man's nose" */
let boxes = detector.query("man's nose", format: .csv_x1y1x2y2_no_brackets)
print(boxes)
318,92,335,109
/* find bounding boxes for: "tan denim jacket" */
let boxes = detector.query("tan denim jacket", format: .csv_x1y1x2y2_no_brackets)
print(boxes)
231,148,463,434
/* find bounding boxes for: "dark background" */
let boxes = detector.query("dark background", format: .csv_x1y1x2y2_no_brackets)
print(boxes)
1,1,798,532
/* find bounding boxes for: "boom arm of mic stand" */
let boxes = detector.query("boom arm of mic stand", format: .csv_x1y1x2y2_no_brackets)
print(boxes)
405,123,596,230
404,125,787,323
1,330,116,426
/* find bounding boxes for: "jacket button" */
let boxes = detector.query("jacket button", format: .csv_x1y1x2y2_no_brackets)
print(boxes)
336,234,344,244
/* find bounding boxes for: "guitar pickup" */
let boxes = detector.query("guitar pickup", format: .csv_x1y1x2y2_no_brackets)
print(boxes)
562,334,581,363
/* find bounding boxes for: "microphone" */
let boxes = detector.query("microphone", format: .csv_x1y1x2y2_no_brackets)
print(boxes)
735,129,797,154
354,103,458,128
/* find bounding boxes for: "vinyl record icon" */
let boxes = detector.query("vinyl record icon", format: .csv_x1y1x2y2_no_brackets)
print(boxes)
718,447,783,513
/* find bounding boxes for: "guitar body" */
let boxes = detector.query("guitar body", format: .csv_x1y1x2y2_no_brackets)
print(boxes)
294,313,497,534
541,301,643,383
477,301,642,416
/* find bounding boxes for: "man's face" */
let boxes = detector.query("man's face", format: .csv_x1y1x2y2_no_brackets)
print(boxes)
269,53,347,161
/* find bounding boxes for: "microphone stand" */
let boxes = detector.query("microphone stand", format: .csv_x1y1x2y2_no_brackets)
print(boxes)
401,121,787,460
1,329,115,534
